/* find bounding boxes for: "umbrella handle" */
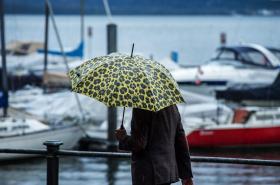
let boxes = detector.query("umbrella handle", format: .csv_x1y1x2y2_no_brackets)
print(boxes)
120,107,125,129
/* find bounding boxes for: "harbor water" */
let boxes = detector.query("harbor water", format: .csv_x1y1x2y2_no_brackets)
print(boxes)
2,15,280,185
1,150,280,185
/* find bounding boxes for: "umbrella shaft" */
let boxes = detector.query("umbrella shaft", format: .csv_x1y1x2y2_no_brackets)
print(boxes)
121,107,125,129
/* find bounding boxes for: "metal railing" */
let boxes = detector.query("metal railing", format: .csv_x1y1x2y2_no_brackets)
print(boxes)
0,140,280,185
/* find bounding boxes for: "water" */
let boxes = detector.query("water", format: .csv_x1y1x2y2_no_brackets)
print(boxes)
5,15,280,65
2,15,280,184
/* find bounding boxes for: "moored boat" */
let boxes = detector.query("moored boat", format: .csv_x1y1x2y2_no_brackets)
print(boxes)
187,125,280,148
185,107,280,148
0,116,83,160
171,44,280,96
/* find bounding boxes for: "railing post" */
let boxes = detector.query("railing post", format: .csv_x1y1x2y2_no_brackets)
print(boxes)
44,140,63,185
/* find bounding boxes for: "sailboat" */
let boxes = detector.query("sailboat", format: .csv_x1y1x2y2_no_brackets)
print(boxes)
0,0,85,90
0,0,84,161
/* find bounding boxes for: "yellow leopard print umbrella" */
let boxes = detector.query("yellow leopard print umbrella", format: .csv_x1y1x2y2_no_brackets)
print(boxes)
68,53,185,112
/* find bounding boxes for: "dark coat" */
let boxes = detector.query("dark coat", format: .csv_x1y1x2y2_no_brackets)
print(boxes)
119,105,193,185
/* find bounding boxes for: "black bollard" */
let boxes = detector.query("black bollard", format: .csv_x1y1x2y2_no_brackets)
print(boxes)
107,23,118,151
44,141,63,185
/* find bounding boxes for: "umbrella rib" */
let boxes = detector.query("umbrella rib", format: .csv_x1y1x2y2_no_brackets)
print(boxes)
71,59,102,89
107,59,122,108
139,65,158,110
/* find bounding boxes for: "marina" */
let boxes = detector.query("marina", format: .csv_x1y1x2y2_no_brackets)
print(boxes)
1,0,280,185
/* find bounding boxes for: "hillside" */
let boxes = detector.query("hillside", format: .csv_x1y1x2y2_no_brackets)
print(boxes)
4,0,280,15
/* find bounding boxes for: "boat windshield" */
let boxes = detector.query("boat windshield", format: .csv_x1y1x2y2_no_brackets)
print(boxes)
215,50,236,60
212,48,271,67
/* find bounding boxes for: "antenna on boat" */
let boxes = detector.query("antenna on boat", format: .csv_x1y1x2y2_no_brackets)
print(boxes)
0,0,8,117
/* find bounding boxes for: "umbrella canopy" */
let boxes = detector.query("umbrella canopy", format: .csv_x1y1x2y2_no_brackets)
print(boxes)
68,53,185,112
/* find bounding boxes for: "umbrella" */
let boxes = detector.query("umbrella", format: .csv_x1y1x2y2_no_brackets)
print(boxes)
68,45,185,127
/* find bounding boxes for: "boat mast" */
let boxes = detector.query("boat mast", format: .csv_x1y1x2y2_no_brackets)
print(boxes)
0,0,8,117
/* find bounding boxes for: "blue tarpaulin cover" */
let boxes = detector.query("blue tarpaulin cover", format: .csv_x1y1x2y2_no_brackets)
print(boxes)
0,91,8,108
37,41,84,58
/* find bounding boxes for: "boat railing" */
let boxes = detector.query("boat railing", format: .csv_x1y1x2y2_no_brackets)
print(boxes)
0,140,280,185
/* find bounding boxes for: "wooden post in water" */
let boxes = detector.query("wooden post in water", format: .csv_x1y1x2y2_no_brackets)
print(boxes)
107,23,117,150
0,0,8,116
87,26,93,58
43,0,49,93
220,32,227,46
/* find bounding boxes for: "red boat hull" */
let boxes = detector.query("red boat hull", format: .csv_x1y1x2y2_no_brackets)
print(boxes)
186,125,280,148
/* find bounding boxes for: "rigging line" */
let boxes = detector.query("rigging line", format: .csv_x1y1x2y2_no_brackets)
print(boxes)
80,0,84,42
11,0,19,43
102,0,113,22
45,0,88,136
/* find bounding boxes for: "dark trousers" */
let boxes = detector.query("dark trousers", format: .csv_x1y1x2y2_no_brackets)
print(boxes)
159,184,171,185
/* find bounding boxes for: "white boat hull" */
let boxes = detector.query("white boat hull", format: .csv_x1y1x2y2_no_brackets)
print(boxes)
173,65,279,96
0,125,83,160
180,84,225,96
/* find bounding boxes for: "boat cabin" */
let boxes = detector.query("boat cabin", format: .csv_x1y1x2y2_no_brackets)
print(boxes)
267,47,280,61
211,45,280,68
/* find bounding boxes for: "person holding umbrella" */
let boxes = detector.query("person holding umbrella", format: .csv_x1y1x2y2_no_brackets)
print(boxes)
115,105,194,185
68,47,194,185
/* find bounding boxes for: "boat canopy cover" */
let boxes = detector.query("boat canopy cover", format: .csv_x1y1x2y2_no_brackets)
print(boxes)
0,68,8,108
37,41,84,58
247,43,280,67
6,41,43,56
0,91,8,108
216,73,280,101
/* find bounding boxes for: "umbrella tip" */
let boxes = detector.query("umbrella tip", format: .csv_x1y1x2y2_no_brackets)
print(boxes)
130,43,135,58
